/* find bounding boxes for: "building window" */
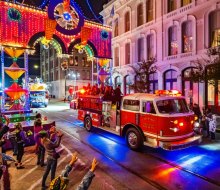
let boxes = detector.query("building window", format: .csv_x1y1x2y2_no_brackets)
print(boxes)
137,3,143,27
125,11,130,32
168,26,178,56
125,43,131,65
114,47,119,67
114,19,119,37
168,0,177,12
149,72,158,93
181,0,192,6
146,0,153,22
74,56,78,66
182,21,193,53
164,69,177,90
182,67,199,104
114,76,121,89
138,38,144,62
124,75,132,95
147,34,154,60
209,11,220,47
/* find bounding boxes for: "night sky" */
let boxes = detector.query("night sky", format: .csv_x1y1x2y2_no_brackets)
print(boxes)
15,0,109,22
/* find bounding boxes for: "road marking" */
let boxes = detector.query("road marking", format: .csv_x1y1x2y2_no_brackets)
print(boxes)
27,154,71,190
18,165,39,181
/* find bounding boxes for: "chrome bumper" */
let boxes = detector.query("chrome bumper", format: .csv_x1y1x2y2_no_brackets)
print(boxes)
159,135,202,151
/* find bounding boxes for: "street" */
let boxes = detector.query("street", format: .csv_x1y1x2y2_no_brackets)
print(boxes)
7,100,220,190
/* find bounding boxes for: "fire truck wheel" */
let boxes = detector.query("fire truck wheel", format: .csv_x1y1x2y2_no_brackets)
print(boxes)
126,128,143,150
84,116,92,131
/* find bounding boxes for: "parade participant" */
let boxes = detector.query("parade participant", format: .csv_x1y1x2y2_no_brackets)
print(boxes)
14,123,28,169
49,152,98,190
114,85,123,108
205,108,213,137
41,130,63,189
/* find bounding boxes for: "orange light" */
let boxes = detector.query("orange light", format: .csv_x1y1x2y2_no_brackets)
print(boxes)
194,116,198,121
174,120,178,124
80,88,86,94
155,90,181,96
191,120,194,124
179,122,184,127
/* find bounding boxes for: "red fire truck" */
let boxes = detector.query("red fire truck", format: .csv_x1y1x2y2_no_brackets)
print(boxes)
77,90,202,150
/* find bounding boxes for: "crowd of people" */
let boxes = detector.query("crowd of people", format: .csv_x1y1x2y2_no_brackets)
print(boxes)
190,103,217,140
0,113,99,190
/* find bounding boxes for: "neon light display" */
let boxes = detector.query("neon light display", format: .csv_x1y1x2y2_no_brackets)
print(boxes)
0,1,111,58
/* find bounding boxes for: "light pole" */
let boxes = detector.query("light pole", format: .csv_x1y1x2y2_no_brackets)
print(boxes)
72,72,80,97
64,72,70,99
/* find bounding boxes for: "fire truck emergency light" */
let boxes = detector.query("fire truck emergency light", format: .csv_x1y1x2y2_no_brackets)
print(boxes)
155,90,181,96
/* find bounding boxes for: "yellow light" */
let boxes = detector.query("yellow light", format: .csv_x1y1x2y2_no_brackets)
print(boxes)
174,120,178,125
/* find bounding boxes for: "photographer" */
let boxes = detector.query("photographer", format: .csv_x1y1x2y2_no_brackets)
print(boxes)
41,130,63,189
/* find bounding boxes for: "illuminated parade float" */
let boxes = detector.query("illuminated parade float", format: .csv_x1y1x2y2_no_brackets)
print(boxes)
0,0,111,122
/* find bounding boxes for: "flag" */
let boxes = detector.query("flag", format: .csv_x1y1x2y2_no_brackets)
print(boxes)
110,5,114,18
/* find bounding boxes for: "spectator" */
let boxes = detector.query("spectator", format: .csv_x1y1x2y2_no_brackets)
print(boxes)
48,126,57,143
114,85,123,108
41,131,63,189
35,125,47,167
49,152,98,190
207,114,217,140
205,108,213,138
192,103,202,121
0,116,10,154
13,123,28,169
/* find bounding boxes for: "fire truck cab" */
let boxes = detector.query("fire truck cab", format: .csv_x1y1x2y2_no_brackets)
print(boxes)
77,90,202,151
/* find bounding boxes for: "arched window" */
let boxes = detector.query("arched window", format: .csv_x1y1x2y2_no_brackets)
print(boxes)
147,34,154,60
124,75,132,95
149,72,158,93
146,0,153,22
114,47,119,67
114,19,119,37
125,11,130,32
115,76,121,89
182,67,199,104
137,3,143,27
138,38,144,62
182,21,193,53
168,26,178,55
168,0,177,12
125,43,131,65
209,11,220,47
181,0,192,6
164,69,177,90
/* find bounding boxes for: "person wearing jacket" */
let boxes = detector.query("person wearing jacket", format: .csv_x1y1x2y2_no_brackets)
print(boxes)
49,152,98,190
14,123,28,169
41,131,63,189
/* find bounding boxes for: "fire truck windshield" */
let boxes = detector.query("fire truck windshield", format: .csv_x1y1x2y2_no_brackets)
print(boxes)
156,98,189,114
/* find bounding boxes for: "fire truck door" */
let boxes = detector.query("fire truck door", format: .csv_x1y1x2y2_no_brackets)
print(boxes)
139,101,158,136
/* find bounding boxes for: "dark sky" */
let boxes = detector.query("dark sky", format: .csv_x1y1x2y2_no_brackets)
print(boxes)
15,0,109,22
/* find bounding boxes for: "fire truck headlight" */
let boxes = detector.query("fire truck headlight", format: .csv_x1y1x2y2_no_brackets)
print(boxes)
194,122,200,128
170,127,179,132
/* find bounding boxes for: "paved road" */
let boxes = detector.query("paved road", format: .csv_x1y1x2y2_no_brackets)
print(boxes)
7,100,220,190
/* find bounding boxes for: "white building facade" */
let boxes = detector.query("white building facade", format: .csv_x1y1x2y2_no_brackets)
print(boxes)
101,0,220,112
